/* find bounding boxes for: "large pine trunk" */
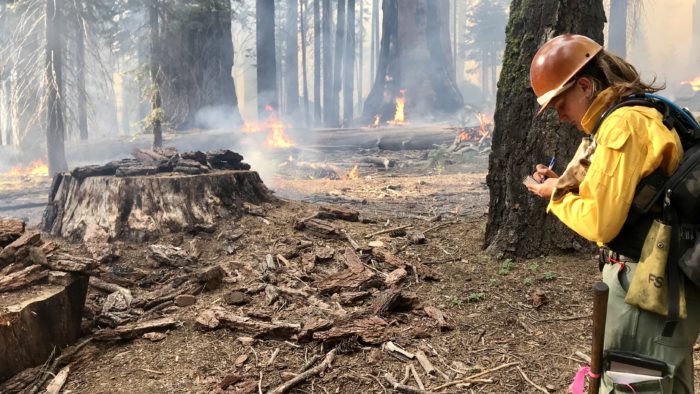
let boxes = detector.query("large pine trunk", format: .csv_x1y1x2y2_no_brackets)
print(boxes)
608,0,627,58
285,0,300,119
343,0,356,126
313,0,321,125
361,0,463,124
46,0,68,175
257,0,278,118
149,1,163,148
76,14,88,141
300,0,310,126
484,0,605,258
321,0,333,126
329,0,346,127
159,0,241,129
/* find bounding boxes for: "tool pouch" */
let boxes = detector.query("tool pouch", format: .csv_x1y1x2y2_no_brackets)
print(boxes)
624,220,687,318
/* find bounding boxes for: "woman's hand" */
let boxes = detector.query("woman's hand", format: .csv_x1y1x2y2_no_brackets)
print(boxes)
533,164,558,183
526,177,557,199
526,164,559,199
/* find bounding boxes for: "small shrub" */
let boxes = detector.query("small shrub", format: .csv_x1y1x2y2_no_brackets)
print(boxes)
467,292,485,302
448,296,463,307
499,258,515,275
543,271,557,281
523,277,534,286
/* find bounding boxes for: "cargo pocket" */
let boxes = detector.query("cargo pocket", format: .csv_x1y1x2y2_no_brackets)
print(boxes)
602,372,673,393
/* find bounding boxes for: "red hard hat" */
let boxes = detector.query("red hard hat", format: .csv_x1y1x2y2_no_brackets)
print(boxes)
530,34,602,116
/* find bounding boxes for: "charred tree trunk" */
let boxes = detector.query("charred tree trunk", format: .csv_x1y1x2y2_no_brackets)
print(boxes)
484,0,605,258
300,0,310,126
159,0,240,129
46,0,68,175
313,0,321,125
4,73,13,146
321,0,333,126
76,15,88,141
608,0,627,58
362,0,463,123
343,0,355,126
330,0,345,127
257,0,278,118
149,0,163,148
357,0,364,112
0,69,4,145
285,0,300,119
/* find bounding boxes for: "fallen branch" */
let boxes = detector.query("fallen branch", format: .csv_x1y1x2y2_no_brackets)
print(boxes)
430,362,520,391
364,225,412,239
384,373,436,394
44,366,70,394
537,314,591,322
516,366,549,394
267,349,337,394
89,276,133,305
409,363,425,390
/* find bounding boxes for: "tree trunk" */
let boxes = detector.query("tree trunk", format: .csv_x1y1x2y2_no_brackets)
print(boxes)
329,0,345,127
342,0,355,126
357,0,363,114
362,0,463,124
6,72,14,146
257,0,278,118
371,0,379,84
149,1,163,148
285,0,300,119
300,0,310,126
76,15,88,141
313,0,321,125
322,0,333,126
0,70,4,145
46,0,68,175
608,0,627,58
484,0,605,258
158,0,241,129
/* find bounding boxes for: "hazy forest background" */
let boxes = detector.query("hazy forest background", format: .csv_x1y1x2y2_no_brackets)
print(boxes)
0,0,698,177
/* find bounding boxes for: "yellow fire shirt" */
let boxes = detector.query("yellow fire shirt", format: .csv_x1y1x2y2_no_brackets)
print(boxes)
547,88,683,244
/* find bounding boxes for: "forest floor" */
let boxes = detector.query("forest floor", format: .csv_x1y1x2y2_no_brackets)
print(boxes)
3,145,700,393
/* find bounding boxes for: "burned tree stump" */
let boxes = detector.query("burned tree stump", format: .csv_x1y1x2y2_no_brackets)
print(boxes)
0,274,88,383
42,169,276,243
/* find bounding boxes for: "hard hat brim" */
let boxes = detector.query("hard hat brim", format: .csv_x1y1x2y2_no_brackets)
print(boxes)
535,79,576,117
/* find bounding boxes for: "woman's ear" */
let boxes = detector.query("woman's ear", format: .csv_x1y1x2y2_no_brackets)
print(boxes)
577,77,595,98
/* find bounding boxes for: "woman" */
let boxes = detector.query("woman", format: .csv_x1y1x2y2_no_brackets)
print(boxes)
525,34,700,393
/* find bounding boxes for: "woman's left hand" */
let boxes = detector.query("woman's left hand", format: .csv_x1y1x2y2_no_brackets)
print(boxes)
526,177,557,199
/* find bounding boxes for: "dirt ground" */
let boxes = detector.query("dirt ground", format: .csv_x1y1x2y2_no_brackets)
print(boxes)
4,148,700,393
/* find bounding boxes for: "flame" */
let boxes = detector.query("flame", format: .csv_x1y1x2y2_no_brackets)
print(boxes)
240,107,296,148
370,114,381,128
265,120,295,148
477,112,492,137
387,90,407,126
458,130,471,141
2,160,49,177
681,76,700,92
343,164,359,180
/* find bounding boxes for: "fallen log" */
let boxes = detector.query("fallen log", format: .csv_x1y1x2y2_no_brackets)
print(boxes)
45,252,98,273
294,218,343,239
0,265,48,293
197,308,300,340
317,205,360,222
0,219,24,247
93,317,178,341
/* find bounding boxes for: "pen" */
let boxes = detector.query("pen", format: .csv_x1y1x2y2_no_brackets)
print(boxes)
540,155,555,183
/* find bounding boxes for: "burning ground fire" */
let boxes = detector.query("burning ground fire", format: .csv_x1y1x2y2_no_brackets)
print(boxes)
458,112,493,142
0,160,50,191
242,106,296,148
343,164,360,180
370,89,407,127
682,76,700,92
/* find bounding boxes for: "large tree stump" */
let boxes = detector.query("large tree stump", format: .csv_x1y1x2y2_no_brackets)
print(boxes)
42,170,276,242
0,274,88,383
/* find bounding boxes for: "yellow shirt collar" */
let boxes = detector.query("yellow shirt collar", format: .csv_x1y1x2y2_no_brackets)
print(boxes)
581,88,617,135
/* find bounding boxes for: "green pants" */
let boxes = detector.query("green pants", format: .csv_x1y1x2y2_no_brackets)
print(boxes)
600,262,700,393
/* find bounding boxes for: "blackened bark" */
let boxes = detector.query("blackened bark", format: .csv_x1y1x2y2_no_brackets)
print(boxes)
484,0,605,258
343,0,355,125
149,0,163,148
362,0,463,123
313,0,321,125
608,0,627,58
285,0,300,118
257,0,278,118
46,0,68,175
300,0,310,126
76,16,88,141
159,0,240,129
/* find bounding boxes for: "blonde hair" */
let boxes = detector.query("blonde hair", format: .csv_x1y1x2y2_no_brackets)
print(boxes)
578,50,664,103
